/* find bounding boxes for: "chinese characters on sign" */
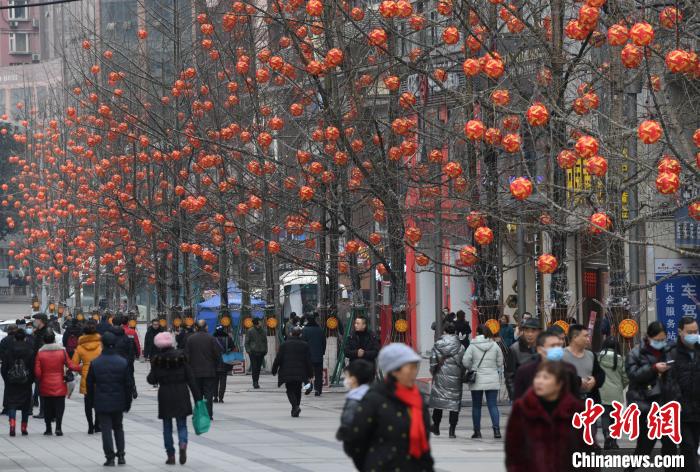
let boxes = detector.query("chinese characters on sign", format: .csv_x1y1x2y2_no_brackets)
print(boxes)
573,399,682,446
655,259,699,342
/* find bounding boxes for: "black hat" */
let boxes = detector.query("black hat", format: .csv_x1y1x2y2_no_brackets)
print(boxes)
521,318,541,330
32,313,48,324
102,331,117,347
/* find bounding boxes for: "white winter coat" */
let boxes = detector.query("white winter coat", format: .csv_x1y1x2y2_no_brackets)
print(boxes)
462,335,503,391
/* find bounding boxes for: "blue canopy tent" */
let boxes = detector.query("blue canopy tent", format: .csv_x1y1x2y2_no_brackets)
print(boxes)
196,282,266,333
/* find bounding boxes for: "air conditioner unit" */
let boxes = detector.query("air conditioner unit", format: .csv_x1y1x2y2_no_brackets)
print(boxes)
9,21,18,28
32,53,40,62
32,18,39,28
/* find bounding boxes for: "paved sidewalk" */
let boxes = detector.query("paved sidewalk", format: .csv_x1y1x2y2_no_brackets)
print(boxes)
0,360,509,472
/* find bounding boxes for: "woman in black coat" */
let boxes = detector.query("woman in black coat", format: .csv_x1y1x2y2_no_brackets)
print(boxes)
1,330,35,436
271,327,313,417
147,332,201,465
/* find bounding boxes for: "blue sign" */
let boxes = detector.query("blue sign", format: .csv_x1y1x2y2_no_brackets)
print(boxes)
655,259,700,342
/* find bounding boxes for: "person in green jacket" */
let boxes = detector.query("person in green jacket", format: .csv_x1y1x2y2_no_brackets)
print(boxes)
244,318,268,389
598,337,628,450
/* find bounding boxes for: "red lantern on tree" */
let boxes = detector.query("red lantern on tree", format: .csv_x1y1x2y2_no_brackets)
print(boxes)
665,49,692,73
655,172,679,194
415,253,430,266
585,155,608,177
621,44,643,69
483,58,504,78
657,156,681,175
575,135,599,158
510,177,533,200
607,24,628,46
474,226,494,245
459,245,478,266
466,211,486,229
659,7,682,30
501,133,522,153
629,22,654,46
693,128,700,147
464,120,485,140
268,241,281,254
537,254,558,274
299,186,315,201
557,149,578,169
637,120,662,144
405,226,422,244
589,212,611,234
526,103,549,126
688,202,700,221
442,26,459,45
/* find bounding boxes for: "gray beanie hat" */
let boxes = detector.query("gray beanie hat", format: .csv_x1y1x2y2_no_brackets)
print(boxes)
378,343,421,374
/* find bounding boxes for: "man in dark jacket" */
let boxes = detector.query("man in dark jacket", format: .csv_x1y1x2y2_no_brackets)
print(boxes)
110,316,137,400
453,310,472,349
185,320,221,419
272,327,313,417
96,314,112,336
670,316,700,472
87,331,133,466
143,319,163,360
302,313,326,396
513,329,581,400
0,324,18,415
505,317,540,400
244,318,268,389
31,313,49,418
176,325,195,350
344,316,380,369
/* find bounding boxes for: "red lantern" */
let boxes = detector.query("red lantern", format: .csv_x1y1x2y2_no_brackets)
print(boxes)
268,241,281,254
483,58,504,78
589,212,611,234
415,253,430,266
536,254,558,274
306,0,323,16
464,120,485,140
474,226,494,245
659,7,682,30
485,128,502,146
557,149,578,169
369,28,388,46
462,58,481,77
369,233,382,245
575,135,599,158
637,120,662,144
688,202,700,221
655,172,679,195
405,226,422,244
501,133,522,153
629,22,654,46
607,24,628,46
693,128,700,147
466,211,486,229
442,26,459,45
490,89,510,106
657,156,681,175
443,161,463,178
578,5,600,28
665,49,692,73
346,240,360,253
526,103,549,126
510,177,533,201
621,44,643,69
459,245,478,266
585,155,608,177
299,186,315,201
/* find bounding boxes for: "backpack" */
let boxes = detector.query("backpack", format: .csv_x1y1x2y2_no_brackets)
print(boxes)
66,334,79,352
7,358,29,384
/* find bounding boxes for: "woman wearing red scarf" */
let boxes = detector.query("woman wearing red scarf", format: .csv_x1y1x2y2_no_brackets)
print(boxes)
343,343,434,471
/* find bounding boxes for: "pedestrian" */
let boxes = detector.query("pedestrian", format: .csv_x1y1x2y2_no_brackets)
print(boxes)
284,312,299,340
147,332,202,465
669,316,700,472
505,361,590,472
71,320,103,434
624,321,678,471
2,329,34,436
48,315,61,334
463,324,504,439
271,327,313,417
120,316,141,360
62,318,82,358
87,331,133,466
598,337,628,450
337,359,375,467
111,316,138,400
213,325,234,401
244,318,268,390
33,330,80,436
429,323,465,438
0,323,18,415
453,310,472,349
505,317,540,400
344,343,434,471
498,314,515,349
512,329,580,401
344,316,380,368
176,324,195,350
513,311,532,340
96,315,112,336
185,320,221,420
143,319,163,361
301,313,326,396
562,324,605,404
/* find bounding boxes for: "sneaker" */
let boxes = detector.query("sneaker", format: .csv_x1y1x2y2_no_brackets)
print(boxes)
304,383,312,395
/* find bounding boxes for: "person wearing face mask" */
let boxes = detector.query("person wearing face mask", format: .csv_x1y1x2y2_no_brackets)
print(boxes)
336,359,374,469
598,337,628,450
513,329,580,400
669,316,700,472
505,361,591,472
624,321,679,471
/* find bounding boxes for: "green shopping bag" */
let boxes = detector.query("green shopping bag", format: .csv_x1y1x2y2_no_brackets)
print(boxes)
192,400,211,435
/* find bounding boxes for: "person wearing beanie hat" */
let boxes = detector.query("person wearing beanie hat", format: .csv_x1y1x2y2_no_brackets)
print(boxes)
506,317,541,401
87,329,133,466
147,331,201,465
344,343,433,471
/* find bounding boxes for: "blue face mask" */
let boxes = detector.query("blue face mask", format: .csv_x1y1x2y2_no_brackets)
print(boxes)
25,328,32,335
683,333,699,346
546,346,565,361
650,339,667,350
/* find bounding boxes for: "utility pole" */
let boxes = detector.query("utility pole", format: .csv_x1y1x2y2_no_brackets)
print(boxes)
517,223,527,318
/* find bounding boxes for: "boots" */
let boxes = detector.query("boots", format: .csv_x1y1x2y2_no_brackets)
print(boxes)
104,457,115,467
9,418,16,437
448,424,457,439
471,429,481,439
43,423,52,436
116,453,125,465
55,421,63,437
493,427,501,439
165,455,176,465
431,421,440,436
179,445,187,465
21,421,28,436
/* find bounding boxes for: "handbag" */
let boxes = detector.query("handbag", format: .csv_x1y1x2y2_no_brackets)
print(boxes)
192,399,211,435
63,352,75,383
222,351,244,364
463,347,490,384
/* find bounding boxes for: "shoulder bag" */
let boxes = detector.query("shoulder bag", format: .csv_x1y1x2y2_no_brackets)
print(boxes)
463,347,490,384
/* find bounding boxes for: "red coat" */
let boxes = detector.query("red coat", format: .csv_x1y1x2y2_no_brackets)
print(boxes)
34,344,80,397
505,387,592,472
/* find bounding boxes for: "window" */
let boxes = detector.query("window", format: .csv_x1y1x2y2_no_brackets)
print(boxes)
9,33,29,53
8,0,28,20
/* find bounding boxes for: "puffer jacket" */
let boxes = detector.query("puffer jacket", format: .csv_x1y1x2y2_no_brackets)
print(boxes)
625,339,677,412
87,348,132,414
669,340,700,421
463,335,503,391
597,350,628,405
429,334,465,411
34,343,80,397
71,333,102,395
147,348,201,419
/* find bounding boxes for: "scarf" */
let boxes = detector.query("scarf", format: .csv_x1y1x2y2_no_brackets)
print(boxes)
394,383,429,459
